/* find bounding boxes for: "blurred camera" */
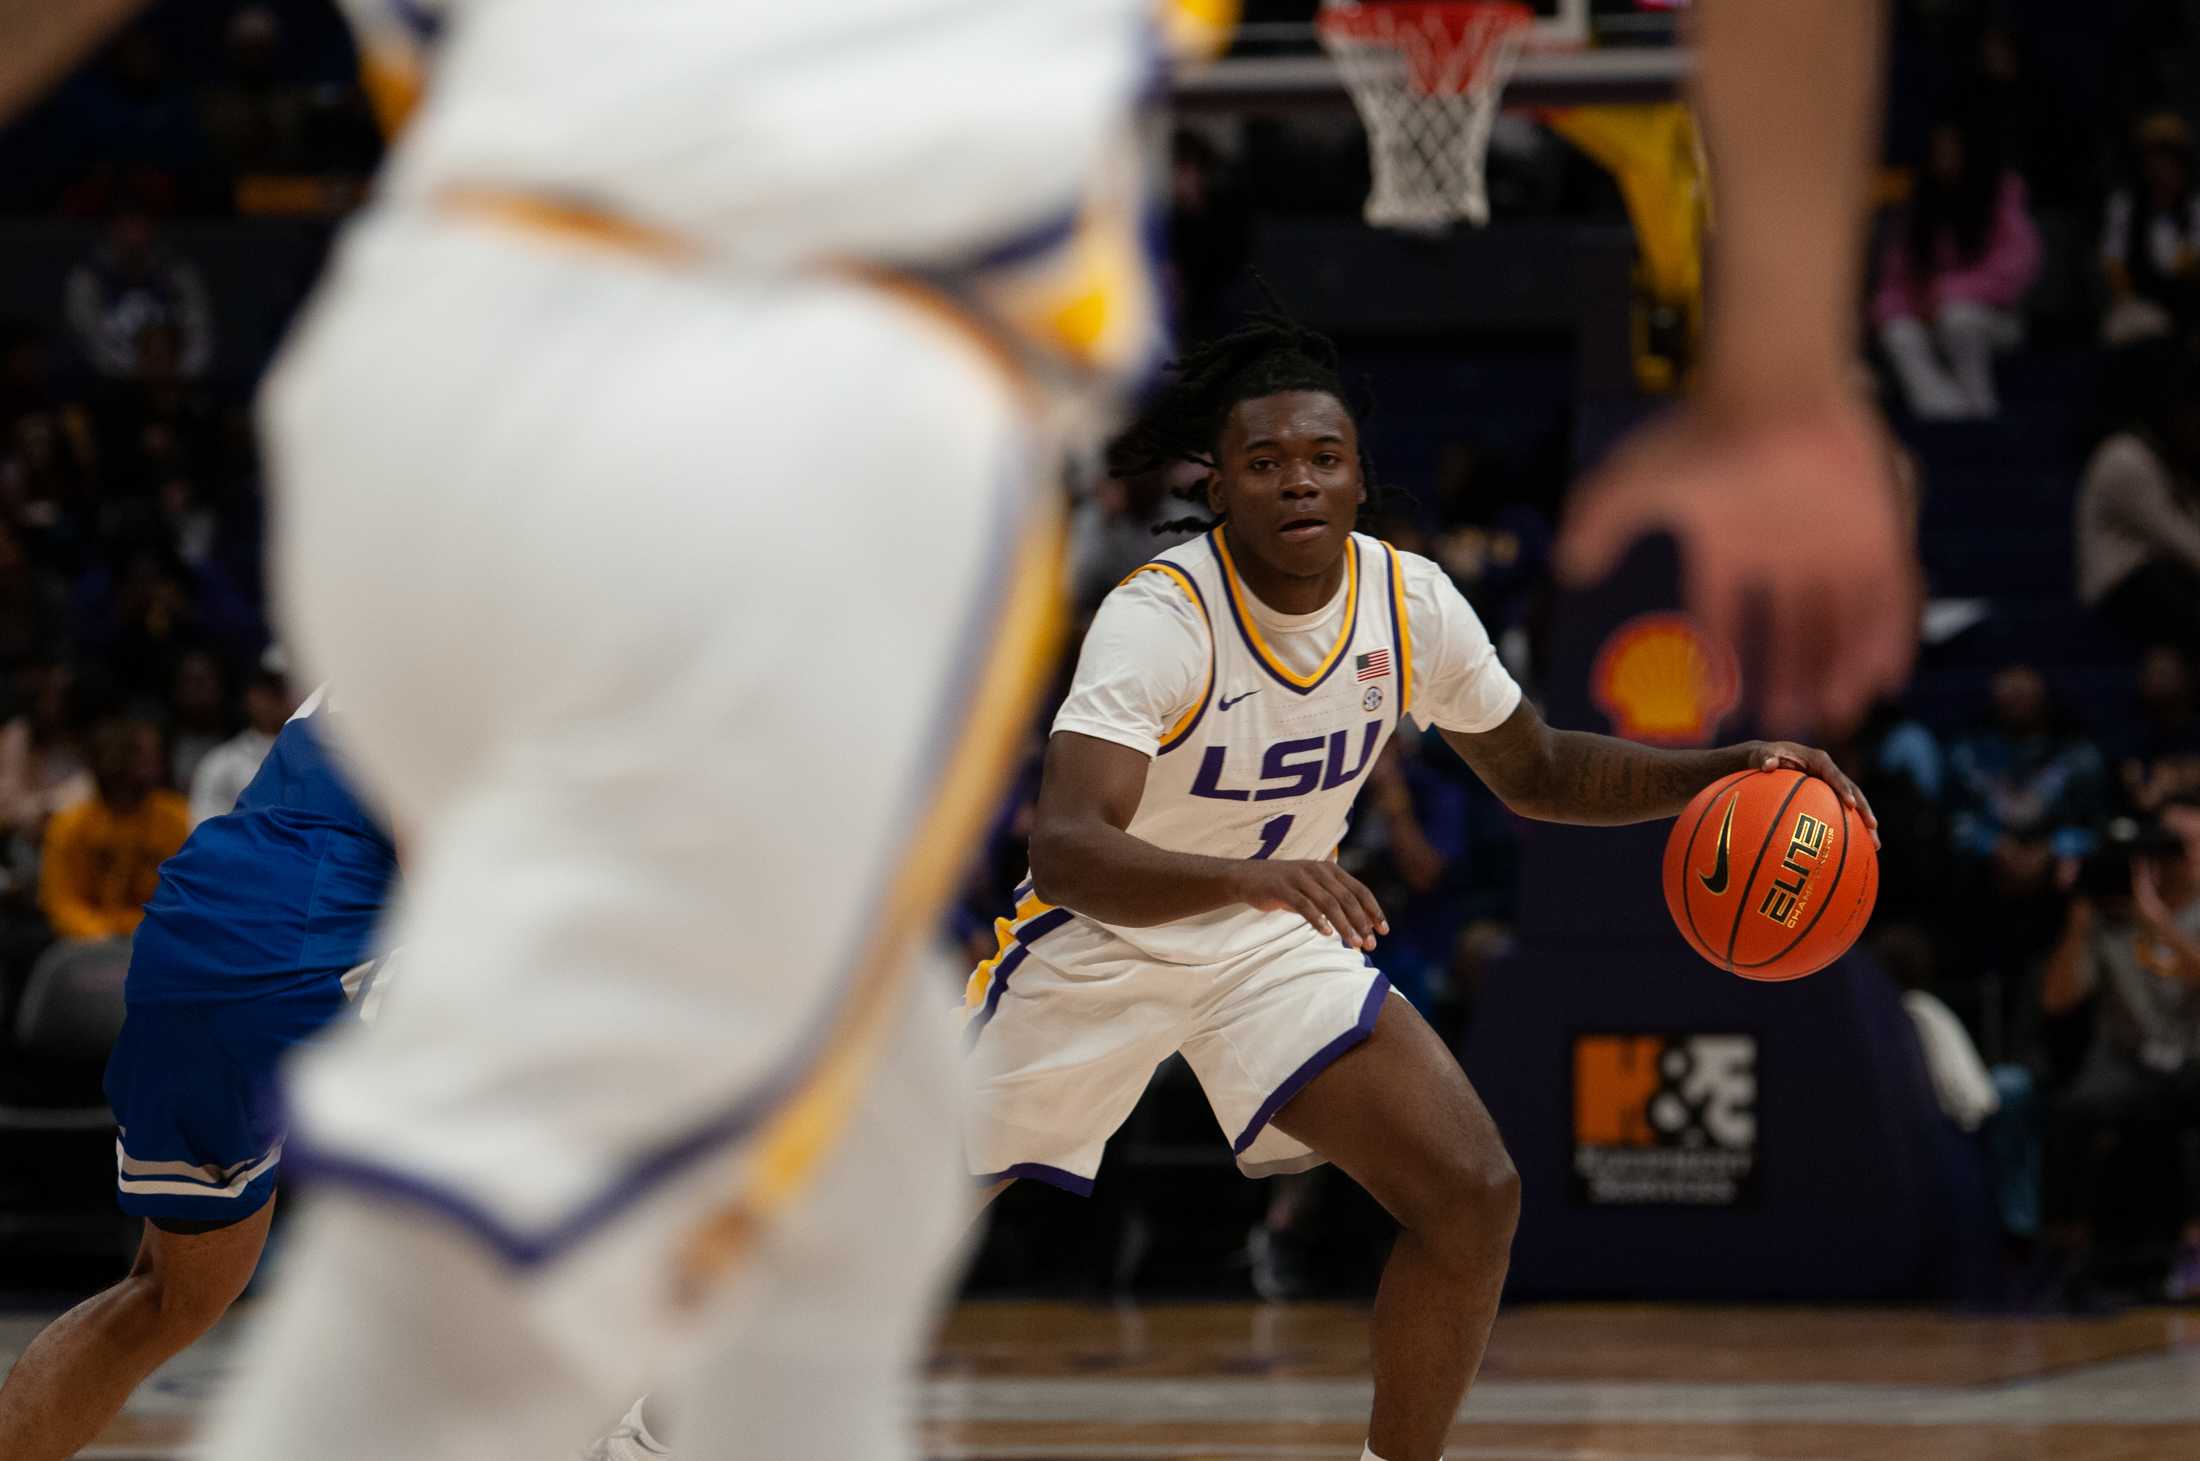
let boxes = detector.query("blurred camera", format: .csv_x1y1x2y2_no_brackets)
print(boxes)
2077,816,2184,899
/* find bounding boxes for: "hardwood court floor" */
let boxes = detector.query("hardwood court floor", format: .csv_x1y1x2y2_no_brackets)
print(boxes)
10,1301,2198,1459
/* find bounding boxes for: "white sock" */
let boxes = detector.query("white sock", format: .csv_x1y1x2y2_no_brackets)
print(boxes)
1361,1448,1391,1461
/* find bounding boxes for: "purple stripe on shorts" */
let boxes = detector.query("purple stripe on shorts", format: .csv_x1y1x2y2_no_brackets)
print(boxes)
973,1162,1094,1198
1231,973,1390,1156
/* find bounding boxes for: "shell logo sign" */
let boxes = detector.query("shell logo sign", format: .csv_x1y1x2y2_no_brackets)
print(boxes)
1590,613,1740,746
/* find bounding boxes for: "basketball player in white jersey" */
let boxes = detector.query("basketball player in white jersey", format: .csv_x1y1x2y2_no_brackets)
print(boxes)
11,1,1221,1458
964,315,1877,1461
208,3,1222,1458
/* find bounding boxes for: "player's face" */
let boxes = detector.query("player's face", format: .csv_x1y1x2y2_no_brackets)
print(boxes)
1209,391,1365,579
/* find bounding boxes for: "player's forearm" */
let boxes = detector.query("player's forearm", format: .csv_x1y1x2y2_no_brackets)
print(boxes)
1692,0,1888,414
1516,730,1756,826
1028,816,1258,927
0,0,149,123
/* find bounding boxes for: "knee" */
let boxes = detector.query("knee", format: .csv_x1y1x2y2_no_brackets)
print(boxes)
1398,1143,1521,1257
119,1252,249,1347
106,1270,221,1350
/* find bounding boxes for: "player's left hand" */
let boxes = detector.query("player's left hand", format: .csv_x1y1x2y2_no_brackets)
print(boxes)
1749,741,1879,848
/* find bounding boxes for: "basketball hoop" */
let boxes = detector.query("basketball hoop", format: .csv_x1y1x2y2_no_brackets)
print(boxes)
1318,0,1536,231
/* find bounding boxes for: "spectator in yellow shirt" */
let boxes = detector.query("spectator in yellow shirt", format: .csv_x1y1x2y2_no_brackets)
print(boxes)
39,717,188,941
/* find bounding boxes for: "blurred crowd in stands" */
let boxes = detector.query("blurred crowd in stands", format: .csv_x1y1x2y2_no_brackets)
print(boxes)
1,0,2199,1307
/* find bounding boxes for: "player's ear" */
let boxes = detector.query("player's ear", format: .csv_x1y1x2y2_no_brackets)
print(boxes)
1202,469,1225,517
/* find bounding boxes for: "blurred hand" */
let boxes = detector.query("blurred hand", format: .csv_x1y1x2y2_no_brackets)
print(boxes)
1749,740,1879,847
2133,857,2172,931
1556,392,1919,735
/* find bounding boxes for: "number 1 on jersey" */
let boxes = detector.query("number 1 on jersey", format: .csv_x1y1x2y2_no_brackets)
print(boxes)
1251,813,1294,860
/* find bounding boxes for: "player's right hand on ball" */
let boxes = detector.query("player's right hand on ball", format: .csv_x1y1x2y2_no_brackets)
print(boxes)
1232,860,1389,951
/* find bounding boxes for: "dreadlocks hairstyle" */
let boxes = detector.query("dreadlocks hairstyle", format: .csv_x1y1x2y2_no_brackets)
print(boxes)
1107,307,1379,536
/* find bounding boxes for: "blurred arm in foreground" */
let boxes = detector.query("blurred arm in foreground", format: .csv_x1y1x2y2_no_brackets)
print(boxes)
0,0,150,123
1556,0,1919,735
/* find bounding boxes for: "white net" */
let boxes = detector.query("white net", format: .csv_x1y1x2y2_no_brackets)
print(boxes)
1318,1,1533,232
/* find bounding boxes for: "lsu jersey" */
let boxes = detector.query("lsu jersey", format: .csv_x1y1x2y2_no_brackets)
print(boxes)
1071,530,1412,965
989,528,1518,973
1007,530,1504,976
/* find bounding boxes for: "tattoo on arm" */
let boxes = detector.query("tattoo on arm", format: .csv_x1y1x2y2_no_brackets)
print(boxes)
1441,701,1753,826
1542,730,1751,825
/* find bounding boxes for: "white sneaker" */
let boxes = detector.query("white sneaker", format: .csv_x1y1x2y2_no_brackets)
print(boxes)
579,1396,670,1460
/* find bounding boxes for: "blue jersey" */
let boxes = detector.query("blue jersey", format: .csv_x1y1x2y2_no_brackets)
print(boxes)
126,703,398,1004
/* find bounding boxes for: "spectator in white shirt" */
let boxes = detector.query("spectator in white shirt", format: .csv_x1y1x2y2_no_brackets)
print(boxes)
188,664,296,826
2076,346,2200,656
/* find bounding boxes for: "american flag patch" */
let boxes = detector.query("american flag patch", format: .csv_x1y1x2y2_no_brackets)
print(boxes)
1356,650,1391,682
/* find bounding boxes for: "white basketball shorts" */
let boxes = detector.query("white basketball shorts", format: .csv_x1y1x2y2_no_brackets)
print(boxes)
963,914,1390,1192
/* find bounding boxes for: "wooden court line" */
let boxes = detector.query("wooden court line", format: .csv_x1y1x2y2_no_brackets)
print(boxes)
928,1447,1771,1461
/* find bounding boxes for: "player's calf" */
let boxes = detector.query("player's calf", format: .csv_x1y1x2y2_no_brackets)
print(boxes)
0,1208,271,1461
121,1218,264,1346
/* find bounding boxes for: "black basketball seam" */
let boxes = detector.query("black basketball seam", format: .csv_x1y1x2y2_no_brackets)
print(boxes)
1737,788,1855,970
1680,770,1752,963
1794,855,1876,978
1723,771,1806,970
1827,850,1879,954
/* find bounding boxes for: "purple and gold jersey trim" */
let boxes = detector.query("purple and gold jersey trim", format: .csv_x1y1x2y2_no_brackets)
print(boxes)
1119,559,1215,755
1380,540,1414,719
965,895,1074,1035
1211,529,1359,697
1161,0,1241,64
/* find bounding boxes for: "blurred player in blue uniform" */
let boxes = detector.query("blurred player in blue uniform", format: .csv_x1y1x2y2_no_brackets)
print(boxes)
0,688,398,1461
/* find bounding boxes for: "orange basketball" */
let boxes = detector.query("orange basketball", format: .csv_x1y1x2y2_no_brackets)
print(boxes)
1661,769,1878,981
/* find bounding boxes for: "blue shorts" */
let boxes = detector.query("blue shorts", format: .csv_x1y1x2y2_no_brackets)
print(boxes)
103,981,351,1226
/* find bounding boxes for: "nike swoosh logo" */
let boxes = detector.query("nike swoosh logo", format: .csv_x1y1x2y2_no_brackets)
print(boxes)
1698,796,1736,895
1218,690,1260,711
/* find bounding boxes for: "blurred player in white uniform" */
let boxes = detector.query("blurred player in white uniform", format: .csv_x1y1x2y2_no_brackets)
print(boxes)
167,1,1220,1457
965,314,1871,1461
